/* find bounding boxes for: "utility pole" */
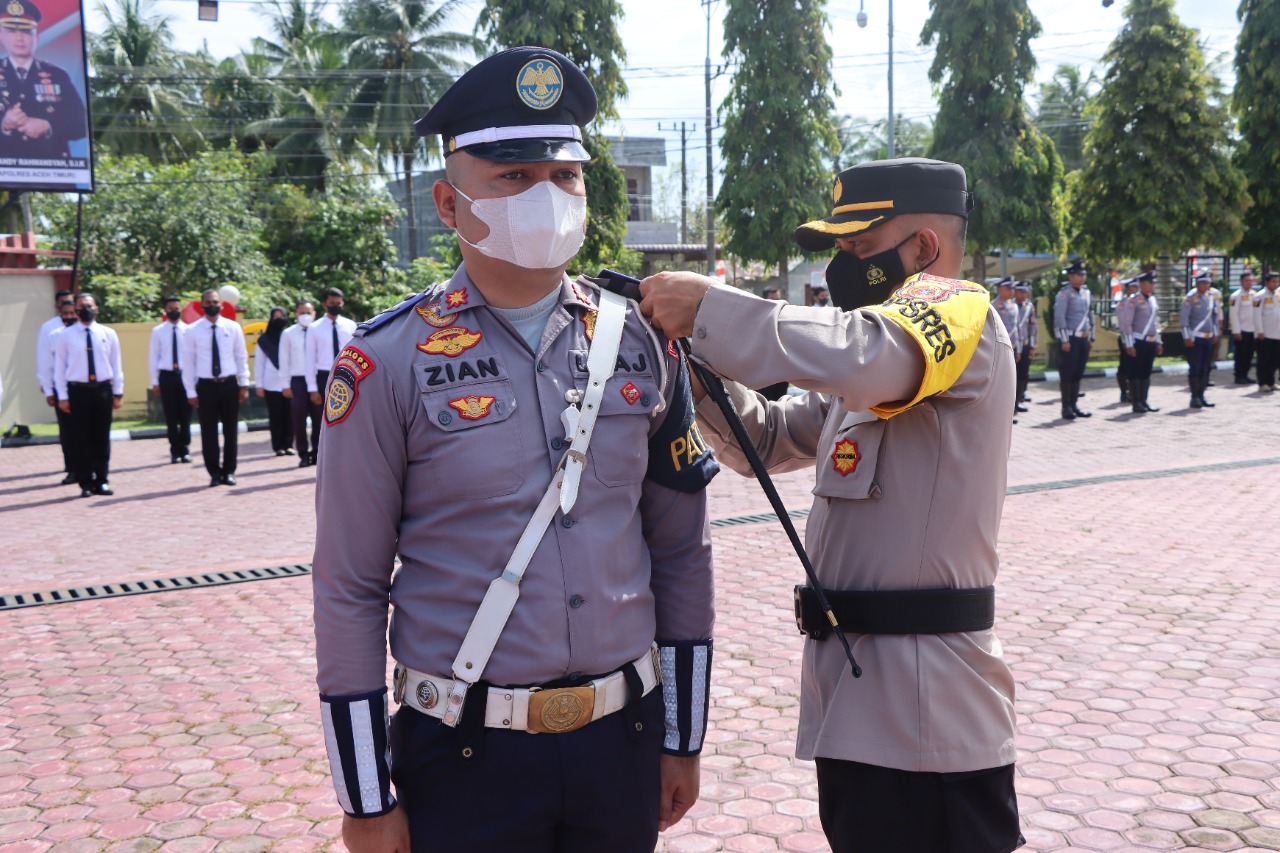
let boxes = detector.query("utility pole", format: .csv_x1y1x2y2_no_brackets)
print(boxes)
887,0,895,158
703,0,717,276
659,121,693,243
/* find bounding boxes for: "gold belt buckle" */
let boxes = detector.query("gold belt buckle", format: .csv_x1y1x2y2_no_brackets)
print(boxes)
526,686,595,734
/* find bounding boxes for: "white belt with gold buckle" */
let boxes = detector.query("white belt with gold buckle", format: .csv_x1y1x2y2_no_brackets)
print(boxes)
394,647,660,734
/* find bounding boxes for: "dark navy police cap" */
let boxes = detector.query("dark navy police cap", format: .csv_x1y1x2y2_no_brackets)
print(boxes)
1064,260,1086,275
414,46,597,163
794,158,974,252
0,0,41,29
994,276,1015,288
1013,280,1032,292
1122,276,1139,289
1134,271,1155,283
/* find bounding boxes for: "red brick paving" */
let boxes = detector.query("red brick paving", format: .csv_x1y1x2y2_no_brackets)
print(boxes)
2,374,1279,851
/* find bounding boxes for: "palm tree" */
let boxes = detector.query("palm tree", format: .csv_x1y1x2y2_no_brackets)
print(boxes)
89,0,204,160
340,0,478,260
1035,65,1100,173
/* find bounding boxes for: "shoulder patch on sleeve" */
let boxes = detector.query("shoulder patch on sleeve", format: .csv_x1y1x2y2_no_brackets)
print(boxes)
863,273,991,419
325,346,376,426
647,346,719,492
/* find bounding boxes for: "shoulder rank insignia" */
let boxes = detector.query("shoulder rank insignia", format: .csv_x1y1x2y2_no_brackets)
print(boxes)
449,394,496,420
325,346,375,426
416,300,458,328
831,439,861,476
620,382,641,405
582,309,597,342
446,289,468,308
418,327,483,356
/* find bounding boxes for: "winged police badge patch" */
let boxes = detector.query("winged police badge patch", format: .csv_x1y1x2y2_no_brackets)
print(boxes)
324,346,375,426
449,394,496,421
831,439,860,476
516,58,564,110
415,300,458,328
418,327,483,356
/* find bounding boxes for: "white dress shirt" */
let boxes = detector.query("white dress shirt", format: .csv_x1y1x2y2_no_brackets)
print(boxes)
35,314,64,396
278,322,309,380
253,341,288,392
181,315,250,397
305,314,357,392
54,321,124,398
148,320,188,386
1230,288,1257,334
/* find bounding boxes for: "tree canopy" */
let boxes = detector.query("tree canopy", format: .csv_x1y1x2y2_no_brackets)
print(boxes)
1233,0,1280,263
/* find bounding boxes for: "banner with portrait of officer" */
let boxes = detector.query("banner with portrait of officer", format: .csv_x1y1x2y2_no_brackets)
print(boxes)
0,0,91,192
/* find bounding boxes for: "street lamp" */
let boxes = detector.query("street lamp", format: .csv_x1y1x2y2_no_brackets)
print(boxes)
856,0,894,158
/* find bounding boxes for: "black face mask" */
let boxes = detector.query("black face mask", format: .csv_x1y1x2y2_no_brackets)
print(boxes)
268,316,288,333
203,303,222,318
166,309,181,322
77,307,96,323
61,316,76,326
325,304,342,317
825,232,937,311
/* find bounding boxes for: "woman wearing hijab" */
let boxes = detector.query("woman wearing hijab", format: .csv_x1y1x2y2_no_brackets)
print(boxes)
254,307,294,456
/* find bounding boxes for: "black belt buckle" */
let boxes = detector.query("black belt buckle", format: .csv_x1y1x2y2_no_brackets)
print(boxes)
794,584,830,641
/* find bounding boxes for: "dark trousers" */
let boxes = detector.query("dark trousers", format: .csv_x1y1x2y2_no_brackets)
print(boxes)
158,369,191,458
1015,345,1031,401
816,758,1024,853
1234,331,1255,381
196,379,241,478
1128,340,1159,380
1059,336,1091,382
1117,346,1131,379
66,382,113,488
53,393,72,472
289,376,320,459
391,690,663,853
756,381,790,401
1258,338,1280,386
1186,337,1215,380
264,390,292,452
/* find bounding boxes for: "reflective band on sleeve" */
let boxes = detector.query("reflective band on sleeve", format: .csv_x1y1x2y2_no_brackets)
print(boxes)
319,688,395,818
658,640,713,755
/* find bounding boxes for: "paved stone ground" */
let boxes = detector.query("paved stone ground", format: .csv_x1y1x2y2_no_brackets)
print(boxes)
2,373,1278,852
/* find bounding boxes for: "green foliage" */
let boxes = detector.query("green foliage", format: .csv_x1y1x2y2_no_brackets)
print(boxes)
922,0,1066,260
833,115,933,170
83,272,166,324
1072,0,1249,263
1233,0,1280,261
717,0,838,273
1034,65,1100,173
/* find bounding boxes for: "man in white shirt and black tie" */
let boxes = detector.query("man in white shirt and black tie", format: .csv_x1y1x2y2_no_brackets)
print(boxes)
278,300,320,467
182,288,249,487
36,288,76,483
53,293,123,497
305,287,356,461
149,295,192,464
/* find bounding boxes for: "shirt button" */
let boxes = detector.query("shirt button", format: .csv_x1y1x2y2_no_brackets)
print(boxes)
537,361,547,373
695,326,707,339
438,411,452,425
551,437,564,450
569,595,584,608
568,671,582,680
561,515,574,528
639,394,651,406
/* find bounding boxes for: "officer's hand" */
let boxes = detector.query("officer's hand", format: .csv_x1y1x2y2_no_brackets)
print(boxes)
2,104,25,132
1061,342,1071,353
1029,348,1036,360
1157,345,1164,355
310,391,322,406
1014,352,1021,363
57,400,70,413
1126,347,1136,358
1234,333,1243,341
282,388,293,400
46,395,55,407
188,396,199,408
111,396,123,411
639,271,717,340
342,806,410,853
20,117,50,139
238,387,250,403
152,385,161,396
658,753,700,832
255,387,265,398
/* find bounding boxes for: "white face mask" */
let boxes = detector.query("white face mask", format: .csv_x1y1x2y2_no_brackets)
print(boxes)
452,180,587,270
297,313,314,328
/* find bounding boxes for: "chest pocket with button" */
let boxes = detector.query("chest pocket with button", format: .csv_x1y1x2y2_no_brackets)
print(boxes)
812,409,887,501
569,348,661,488
415,358,524,500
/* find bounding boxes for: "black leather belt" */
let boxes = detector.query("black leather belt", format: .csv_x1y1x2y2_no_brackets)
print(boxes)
198,376,237,384
794,584,995,638
66,381,109,388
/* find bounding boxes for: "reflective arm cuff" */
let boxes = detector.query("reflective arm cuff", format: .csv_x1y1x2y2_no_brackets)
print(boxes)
658,640,713,756
319,688,396,818
1056,329,1069,342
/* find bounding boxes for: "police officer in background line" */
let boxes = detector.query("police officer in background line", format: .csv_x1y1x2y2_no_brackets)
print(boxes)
1254,271,1280,392
305,287,357,407
1054,260,1094,419
1013,280,1036,411
53,293,122,496
992,276,1021,422
149,296,191,463
1114,276,1140,404
311,47,717,853
278,300,320,467
1181,270,1221,408
1119,271,1161,414
0,0,88,161
641,157,1023,853
35,288,75,483
1229,268,1258,385
182,289,249,486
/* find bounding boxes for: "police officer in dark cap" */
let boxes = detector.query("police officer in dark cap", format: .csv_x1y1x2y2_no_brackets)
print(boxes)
1114,275,1140,403
0,0,87,161
640,157,1024,853
1053,260,1094,419
310,46,717,853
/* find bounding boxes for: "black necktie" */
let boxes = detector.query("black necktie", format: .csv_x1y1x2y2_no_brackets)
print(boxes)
331,319,339,362
172,324,179,369
85,328,96,381
211,323,221,377
15,67,26,82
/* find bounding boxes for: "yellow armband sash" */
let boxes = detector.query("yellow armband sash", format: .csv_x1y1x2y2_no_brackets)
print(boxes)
864,273,990,418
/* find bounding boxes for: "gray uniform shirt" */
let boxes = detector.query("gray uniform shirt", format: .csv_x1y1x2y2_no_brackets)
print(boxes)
1120,294,1161,348
992,298,1021,352
1054,285,1093,341
312,267,715,697
690,282,1017,773
1015,299,1037,350
1181,291,1221,339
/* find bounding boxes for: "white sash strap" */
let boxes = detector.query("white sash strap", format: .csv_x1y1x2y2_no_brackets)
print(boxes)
442,287,630,726
1141,297,1159,338
1073,289,1092,337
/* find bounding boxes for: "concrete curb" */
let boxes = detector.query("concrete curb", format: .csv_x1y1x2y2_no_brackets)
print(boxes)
2,418,270,448
1029,357,1232,383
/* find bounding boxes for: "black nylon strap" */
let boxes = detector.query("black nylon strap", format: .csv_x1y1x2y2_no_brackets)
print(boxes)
794,585,995,638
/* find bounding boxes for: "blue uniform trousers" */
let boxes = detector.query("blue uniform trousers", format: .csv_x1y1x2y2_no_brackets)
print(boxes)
1059,336,1091,382
1186,338,1215,380
1128,341,1158,380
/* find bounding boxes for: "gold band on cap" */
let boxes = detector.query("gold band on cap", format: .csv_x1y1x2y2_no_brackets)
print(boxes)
830,199,894,217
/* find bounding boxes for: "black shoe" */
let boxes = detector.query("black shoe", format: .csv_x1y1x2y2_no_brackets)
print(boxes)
1234,377,1251,385
1191,395,1203,409
210,477,222,487
96,483,113,496
298,457,311,468
181,454,192,463
283,448,296,456
1061,405,1076,420
1015,404,1028,413
275,449,286,457
222,474,237,486
61,473,78,485
1120,391,1130,403
171,456,181,464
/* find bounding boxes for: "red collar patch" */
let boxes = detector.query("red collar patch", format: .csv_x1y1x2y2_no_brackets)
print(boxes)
449,394,496,420
446,288,468,308
831,439,860,476
418,326,483,356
